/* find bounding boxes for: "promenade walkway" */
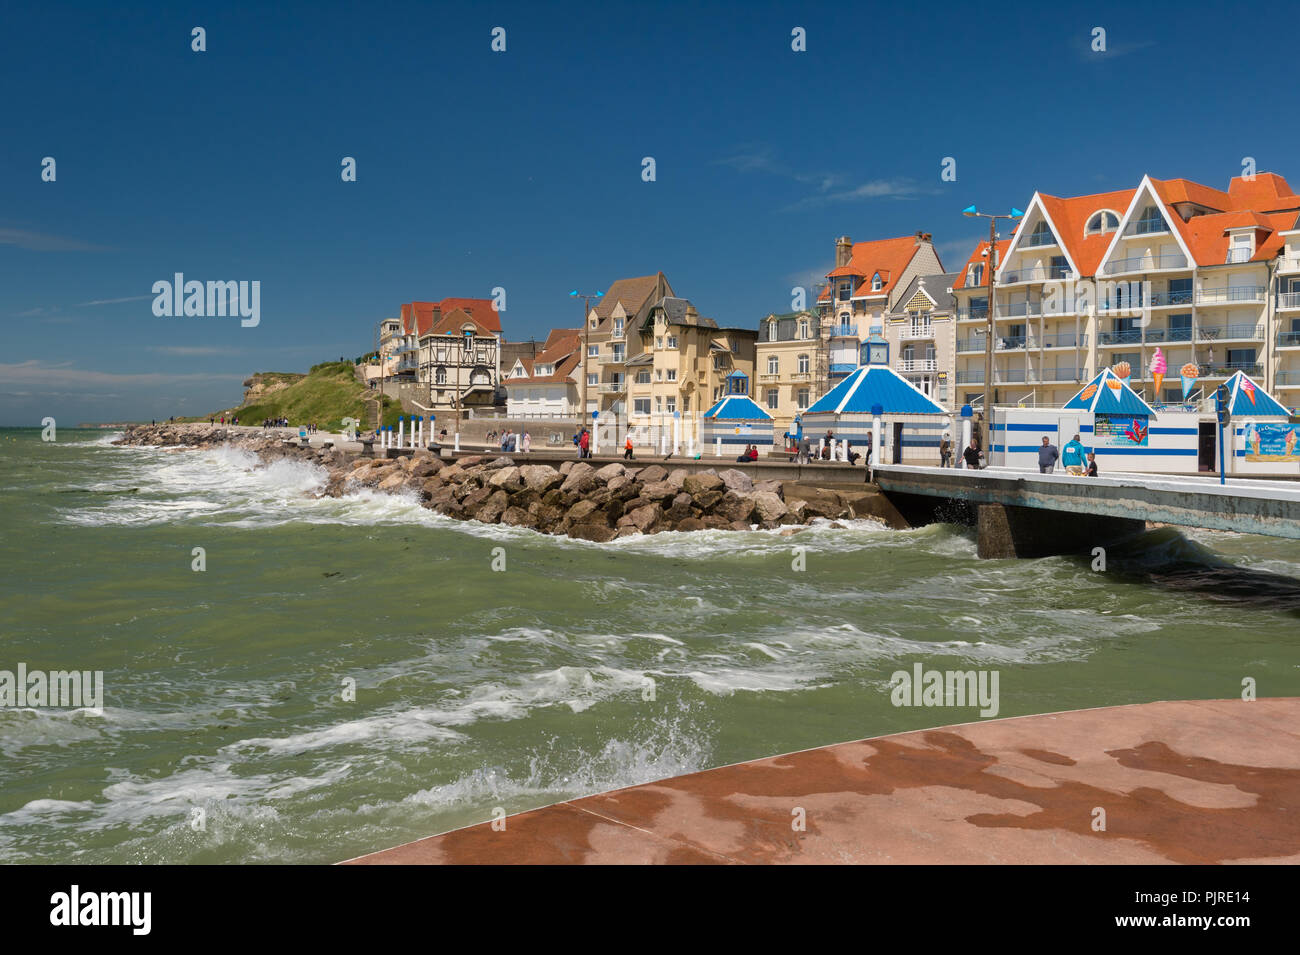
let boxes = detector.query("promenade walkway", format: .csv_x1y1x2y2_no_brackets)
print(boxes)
344,698,1300,864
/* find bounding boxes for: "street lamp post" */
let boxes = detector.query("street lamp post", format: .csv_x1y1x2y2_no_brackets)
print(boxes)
962,205,1023,416
569,289,604,432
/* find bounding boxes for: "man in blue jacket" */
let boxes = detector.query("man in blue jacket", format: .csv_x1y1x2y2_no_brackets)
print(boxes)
1061,433,1087,475
1038,436,1060,473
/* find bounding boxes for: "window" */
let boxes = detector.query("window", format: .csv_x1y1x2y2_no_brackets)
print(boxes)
655,369,663,381
655,397,662,412
611,346,625,361
587,373,597,386
1135,206,1166,235
683,396,690,412
1025,221,1055,246
837,279,853,301
872,272,883,291
667,336,678,348
435,366,446,384
798,319,809,339
590,319,596,329
798,353,809,374
766,388,779,410
767,319,777,340
1167,314,1192,341
1086,210,1120,235
666,397,676,414
1167,278,1193,306
613,319,624,336
588,344,598,357
667,369,677,382
656,337,663,349
731,340,739,353
767,355,779,374
796,388,810,409
636,370,651,384
634,398,650,415
969,263,984,286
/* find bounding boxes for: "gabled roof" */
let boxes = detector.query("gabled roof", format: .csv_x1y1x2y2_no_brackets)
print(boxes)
819,235,933,302
804,365,946,415
1035,188,1137,277
894,272,960,312
543,327,581,350
952,240,1010,290
426,306,495,337
400,297,501,336
1225,370,1291,417
702,395,772,420
1063,368,1157,416
503,329,581,386
593,273,673,321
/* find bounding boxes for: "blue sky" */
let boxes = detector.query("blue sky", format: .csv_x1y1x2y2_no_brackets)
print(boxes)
2,0,1294,424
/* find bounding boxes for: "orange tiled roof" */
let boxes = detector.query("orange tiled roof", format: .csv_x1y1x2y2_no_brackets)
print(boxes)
1036,188,1136,276
952,239,1010,290
820,235,928,300
400,297,502,336
506,329,582,385
1148,173,1300,266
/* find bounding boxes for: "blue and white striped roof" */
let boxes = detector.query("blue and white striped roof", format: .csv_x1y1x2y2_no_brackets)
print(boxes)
702,395,772,420
1224,370,1290,417
1063,368,1157,415
804,365,946,415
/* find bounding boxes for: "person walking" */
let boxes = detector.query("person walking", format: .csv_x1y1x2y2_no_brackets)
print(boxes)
940,433,953,468
963,439,982,470
579,427,591,459
798,434,812,464
1061,433,1087,475
522,431,531,454
1038,435,1060,474
623,434,634,460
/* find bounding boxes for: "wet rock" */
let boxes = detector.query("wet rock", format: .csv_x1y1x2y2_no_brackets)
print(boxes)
519,464,562,493
751,490,788,523
475,490,510,524
718,468,754,494
675,517,707,532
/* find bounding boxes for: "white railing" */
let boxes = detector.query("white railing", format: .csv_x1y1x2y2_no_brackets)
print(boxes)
897,358,937,372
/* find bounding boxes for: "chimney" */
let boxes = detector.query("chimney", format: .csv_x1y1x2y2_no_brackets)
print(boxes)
915,231,932,244
836,235,853,268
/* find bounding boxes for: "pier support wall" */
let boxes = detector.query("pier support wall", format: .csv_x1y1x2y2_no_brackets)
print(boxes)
976,503,1144,559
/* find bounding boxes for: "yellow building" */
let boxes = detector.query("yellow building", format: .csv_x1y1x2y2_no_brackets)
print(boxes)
625,297,757,452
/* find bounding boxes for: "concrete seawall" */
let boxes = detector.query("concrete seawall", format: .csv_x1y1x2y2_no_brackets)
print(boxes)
343,698,1300,865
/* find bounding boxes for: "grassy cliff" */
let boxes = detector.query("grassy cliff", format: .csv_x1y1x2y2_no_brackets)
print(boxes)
209,361,401,430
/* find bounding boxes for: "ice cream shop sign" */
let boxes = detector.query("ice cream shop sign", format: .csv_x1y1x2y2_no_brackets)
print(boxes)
1243,422,1300,462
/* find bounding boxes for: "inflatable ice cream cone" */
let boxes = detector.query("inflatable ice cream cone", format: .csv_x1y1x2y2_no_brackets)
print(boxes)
1179,362,1199,399
1150,348,1166,396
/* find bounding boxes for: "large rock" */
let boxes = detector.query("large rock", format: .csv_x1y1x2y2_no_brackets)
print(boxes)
682,472,724,496
568,522,617,543
377,472,407,492
617,503,662,533
751,490,788,523
718,468,754,494
560,462,597,494
593,463,625,484
754,479,783,497
666,468,689,490
690,488,725,511
639,480,677,502
715,491,754,524
635,464,668,483
461,486,493,512
664,492,695,523
475,490,510,524
488,466,524,493
501,506,538,529
675,516,707,532
563,499,602,528
519,464,563,492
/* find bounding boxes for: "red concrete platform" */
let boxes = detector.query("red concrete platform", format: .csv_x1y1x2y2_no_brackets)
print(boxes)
343,699,1300,865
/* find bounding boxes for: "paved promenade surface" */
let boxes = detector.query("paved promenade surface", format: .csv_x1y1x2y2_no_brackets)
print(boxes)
343,699,1300,864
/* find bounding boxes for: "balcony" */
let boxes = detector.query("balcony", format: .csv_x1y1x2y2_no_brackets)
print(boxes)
1225,248,1254,264
1002,300,1044,318
956,337,986,353
597,353,627,365
829,324,858,337
1276,370,1300,386
1195,323,1263,342
790,371,812,381
598,382,626,394
1130,218,1170,236
1278,256,1300,275
1277,291,1300,310
1102,252,1188,275
1278,331,1300,348
1020,231,1058,249
1097,328,1143,346
1197,285,1265,305
952,368,1081,385
899,323,934,340
1039,333,1086,349
897,358,937,373
1197,362,1261,378
1098,288,1195,311
995,335,1028,351
828,363,857,375
958,305,989,321
1143,326,1194,344
998,265,1073,285
758,372,781,382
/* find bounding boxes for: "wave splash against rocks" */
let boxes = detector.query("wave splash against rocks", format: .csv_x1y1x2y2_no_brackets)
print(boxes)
114,424,882,541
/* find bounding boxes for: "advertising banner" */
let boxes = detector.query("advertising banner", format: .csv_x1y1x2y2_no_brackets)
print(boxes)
1243,422,1300,462
1094,413,1149,447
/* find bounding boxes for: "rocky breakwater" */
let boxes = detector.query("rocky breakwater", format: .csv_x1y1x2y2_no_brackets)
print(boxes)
115,424,893,540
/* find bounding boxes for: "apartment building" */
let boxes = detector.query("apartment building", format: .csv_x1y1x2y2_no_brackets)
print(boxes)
882,272,961,410
755,310,820,437
626,297,757,449
501,328,582,417
952,173,1300,411
815,232,947,394
580,272,675,422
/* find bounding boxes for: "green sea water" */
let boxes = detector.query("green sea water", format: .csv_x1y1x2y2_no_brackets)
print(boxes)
1,427,1297,863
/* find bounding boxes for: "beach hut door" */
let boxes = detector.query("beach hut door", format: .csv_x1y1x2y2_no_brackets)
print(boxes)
1058,414,1080,450
892,422,904,464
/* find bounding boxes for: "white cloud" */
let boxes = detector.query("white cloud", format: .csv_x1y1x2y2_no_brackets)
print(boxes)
0,227,110,252
0,360,241,389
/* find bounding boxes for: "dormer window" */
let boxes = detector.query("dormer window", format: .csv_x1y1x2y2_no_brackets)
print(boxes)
969,263,984,286
871,272,883,291
798,318,809,339
1025,221,1055,247
1227,231,1255,264
1135,206,1166,235
1086,210,1120,235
